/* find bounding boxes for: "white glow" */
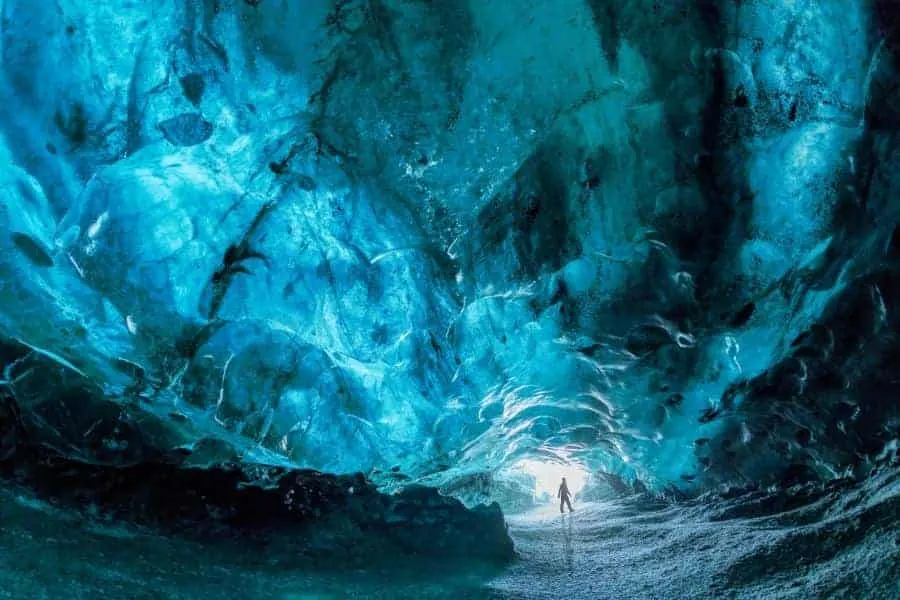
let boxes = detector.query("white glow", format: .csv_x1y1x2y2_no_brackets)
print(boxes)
518,460,588,502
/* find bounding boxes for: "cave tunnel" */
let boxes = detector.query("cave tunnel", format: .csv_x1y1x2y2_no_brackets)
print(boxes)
0,1,899,598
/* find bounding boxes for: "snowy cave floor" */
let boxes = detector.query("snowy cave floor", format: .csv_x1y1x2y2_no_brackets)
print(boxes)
492,500,894,600
1,488,898,600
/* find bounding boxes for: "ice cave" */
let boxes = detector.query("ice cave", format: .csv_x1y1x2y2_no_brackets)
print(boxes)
0,0,899,598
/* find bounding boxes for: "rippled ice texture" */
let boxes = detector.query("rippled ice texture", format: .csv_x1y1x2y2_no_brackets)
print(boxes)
1,0,900,496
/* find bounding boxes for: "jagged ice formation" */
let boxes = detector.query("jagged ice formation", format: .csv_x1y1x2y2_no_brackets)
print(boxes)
1,0,899,500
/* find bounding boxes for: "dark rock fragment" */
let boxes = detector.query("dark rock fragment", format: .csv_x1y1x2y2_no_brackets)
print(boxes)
158,113,213,147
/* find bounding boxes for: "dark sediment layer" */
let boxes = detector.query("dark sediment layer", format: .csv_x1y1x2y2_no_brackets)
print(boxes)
0,394,515,568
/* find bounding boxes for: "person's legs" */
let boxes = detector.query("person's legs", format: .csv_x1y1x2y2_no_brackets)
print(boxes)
565,497,574,512
560,498,565,513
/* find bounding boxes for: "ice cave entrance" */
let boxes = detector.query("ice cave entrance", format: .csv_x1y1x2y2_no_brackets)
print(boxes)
518,459,588,503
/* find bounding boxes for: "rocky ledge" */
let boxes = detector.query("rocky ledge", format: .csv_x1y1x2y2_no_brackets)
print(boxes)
0,395,515,568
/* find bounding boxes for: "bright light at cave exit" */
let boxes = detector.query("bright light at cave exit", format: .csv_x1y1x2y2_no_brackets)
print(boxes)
519,459,588,501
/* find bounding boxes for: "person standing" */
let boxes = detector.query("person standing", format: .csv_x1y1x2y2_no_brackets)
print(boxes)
558,477,574,513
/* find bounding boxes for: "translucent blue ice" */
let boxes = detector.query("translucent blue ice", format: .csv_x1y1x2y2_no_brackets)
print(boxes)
0,0,892,496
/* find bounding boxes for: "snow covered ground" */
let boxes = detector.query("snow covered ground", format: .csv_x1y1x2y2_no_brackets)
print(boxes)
3,473,899,599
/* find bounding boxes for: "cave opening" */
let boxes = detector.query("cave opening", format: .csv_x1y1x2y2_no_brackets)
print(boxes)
516,459,589,505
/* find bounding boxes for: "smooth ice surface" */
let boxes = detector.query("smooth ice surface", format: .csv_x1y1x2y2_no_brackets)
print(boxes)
1,0,900,500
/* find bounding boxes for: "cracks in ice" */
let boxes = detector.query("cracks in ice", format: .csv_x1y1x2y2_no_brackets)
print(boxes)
212,352,235,427
205,200,276,319
0,351,34,391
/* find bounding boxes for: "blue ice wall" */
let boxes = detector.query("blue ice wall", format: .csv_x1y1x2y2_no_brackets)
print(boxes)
0,0,896,494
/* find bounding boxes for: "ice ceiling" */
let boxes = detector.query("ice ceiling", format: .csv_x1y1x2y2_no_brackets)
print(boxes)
2,0,900,494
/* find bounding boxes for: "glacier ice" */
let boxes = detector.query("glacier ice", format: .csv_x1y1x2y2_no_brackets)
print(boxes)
0,0,899,504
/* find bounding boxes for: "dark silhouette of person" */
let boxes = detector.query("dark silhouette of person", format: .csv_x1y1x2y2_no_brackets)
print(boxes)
558,477,574,513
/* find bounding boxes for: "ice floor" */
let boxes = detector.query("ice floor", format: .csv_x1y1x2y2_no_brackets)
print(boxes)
2,486,898,599
491,491,900,600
